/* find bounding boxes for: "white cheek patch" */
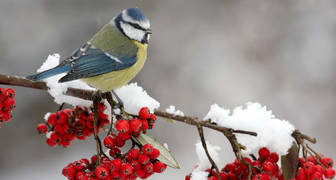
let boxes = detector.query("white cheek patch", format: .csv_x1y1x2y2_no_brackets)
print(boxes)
120,21,145,42
122,10,150,29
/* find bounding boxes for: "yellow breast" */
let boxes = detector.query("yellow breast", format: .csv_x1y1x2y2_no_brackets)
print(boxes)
82,41,147,92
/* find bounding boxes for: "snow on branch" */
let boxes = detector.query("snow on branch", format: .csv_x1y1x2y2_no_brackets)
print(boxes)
204,103,295,156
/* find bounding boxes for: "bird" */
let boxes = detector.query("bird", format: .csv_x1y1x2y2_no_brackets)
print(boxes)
27,7,151,97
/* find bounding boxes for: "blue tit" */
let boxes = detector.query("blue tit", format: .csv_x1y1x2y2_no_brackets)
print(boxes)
27,7,151,92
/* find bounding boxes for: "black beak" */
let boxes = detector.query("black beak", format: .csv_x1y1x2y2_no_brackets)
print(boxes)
146,29,152,34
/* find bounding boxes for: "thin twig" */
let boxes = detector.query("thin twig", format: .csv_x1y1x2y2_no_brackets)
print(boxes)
105,92,115,135
196,124,221,180
58,103,65,111
93,93,102,165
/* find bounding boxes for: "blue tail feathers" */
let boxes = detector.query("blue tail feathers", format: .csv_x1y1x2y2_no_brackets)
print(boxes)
26,64,71,81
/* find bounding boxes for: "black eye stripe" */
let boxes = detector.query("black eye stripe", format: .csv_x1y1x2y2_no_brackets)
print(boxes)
124,20,148,31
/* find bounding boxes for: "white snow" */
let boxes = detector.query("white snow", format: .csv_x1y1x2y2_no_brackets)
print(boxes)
195,141,221,171
115,83,160,114
44,112,51,122
190,141,220,180
166,105,184,117
203,102,295,156
37,54,160,115
191,170,208,180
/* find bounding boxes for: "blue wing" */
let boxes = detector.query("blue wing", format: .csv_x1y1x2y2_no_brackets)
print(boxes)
58,47,137,82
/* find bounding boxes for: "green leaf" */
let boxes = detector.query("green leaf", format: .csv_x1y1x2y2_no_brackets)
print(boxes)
281,142,299,180
136,133,180,169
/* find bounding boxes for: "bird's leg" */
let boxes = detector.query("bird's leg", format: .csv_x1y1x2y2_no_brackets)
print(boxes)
92,90,107,164
112,90,127,117
112,90,124,110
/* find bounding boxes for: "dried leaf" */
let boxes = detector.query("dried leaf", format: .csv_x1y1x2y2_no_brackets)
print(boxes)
281,142,299,180
136,133,180,168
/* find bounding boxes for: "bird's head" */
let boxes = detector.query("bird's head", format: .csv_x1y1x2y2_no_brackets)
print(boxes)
113,8,151,44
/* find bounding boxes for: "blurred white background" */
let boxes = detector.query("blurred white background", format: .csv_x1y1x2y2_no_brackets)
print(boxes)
0,0,335,179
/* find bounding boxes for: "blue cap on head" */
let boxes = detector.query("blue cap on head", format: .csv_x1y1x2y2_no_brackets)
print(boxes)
125,8,148,22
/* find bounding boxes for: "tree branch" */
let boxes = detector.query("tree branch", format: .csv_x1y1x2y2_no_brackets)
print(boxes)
0,73,259,168
0,73,257,137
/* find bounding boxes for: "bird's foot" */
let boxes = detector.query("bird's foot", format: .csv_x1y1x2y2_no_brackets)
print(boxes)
111,90,127,117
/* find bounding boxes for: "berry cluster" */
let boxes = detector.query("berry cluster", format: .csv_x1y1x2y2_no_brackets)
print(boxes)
186,147,283,180
63,151,166,180
36,103,109,147
186,147,335,180
62,107,166,179
295,155,335,179
0,88,15,127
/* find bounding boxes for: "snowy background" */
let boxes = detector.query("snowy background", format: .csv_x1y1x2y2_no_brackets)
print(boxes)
0,0,336,179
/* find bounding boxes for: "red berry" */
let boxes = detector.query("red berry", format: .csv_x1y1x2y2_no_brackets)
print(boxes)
111,158,122,172
154,161,166,173
324,168,335,179
296,167,306,180
62,166,76,178
127,148,140,159
115,137,125,147
139,107,150,120
270,152,279,163
36,123,48,134
142,143,154,155
121,163,133,176
252,173,269,180
46,138,56,147
0,111,11,122
259,147,270,159
80,158,90,166
150,148,160,159
130,118,142,132
314,165,324,174
109,147,121,157
103,135,115,148
208,176,218,180
303,161,315,175
222,163,236,173
90,155,98,164
47,113,57,126
310,171,322,180
75,171,86,180
262,161,274,173
149,113,157,121
73,160,86,171
94,165,109,179
307,156,316,164
185,175,191,180
130,159,141,170
138,154,150,165
6,88,15,98
135,168,146,178
321,157,334,168
3,98,15,110
54,124,65,135
144,162,154,174
118,132,131,141
115,120,129,133
141,119,149,131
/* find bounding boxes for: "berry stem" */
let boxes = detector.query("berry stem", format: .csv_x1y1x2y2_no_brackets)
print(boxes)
58,103,65,111
196,124,221,180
